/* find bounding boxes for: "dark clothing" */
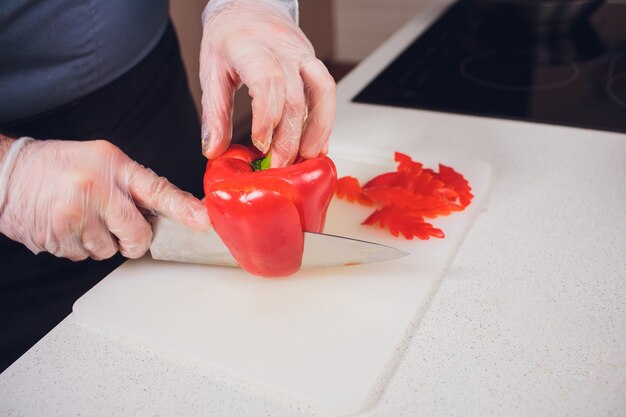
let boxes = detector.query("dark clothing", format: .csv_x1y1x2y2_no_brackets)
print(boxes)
0,23,206,372
0,0,170,123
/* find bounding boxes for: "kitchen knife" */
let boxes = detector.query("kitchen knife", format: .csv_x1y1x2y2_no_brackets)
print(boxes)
148,215,408,269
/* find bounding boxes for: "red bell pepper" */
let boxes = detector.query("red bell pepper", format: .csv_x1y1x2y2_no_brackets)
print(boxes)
203,145,337,277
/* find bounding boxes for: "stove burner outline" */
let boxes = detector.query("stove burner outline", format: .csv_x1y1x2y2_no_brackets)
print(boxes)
459,50,581,91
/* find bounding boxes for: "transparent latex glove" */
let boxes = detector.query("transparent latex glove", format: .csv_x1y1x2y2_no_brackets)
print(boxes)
0,139,210,261
200,0,336,168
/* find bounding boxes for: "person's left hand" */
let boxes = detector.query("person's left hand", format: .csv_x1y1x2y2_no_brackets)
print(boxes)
199,0,336,168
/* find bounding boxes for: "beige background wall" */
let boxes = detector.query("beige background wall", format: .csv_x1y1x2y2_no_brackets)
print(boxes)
169,0,205,118
332,0,431,62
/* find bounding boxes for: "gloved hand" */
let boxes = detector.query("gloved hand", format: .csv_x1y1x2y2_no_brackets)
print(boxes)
0,139,210,261
199,0,336,168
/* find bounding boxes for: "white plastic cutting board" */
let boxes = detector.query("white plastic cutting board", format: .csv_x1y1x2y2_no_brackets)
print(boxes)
73,152,491,416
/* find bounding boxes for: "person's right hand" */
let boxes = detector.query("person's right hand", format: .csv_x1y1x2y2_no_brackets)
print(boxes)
0,139,210,261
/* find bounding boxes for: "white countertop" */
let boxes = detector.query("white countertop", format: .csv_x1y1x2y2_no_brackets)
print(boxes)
2,1,625,416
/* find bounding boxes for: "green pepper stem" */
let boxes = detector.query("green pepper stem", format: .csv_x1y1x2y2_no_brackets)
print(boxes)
251,153,272,171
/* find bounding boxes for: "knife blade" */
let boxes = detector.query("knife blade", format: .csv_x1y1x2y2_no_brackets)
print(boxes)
147,215,408,269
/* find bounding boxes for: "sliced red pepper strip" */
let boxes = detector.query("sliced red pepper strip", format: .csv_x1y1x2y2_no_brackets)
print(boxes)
364,166,445,197
335,176,374,206
394,151,423,175
362,166,452,212
435,164,473,208
362,206,445,240
363,187,460,218
204,144,337,277
361,185,416,208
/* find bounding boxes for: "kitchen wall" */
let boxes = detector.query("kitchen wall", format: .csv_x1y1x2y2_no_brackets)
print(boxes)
169,0,431,140
169,0,205,118
333,0,431,62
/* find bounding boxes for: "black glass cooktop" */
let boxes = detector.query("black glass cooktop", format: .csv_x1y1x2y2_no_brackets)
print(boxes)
353,0,626,134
